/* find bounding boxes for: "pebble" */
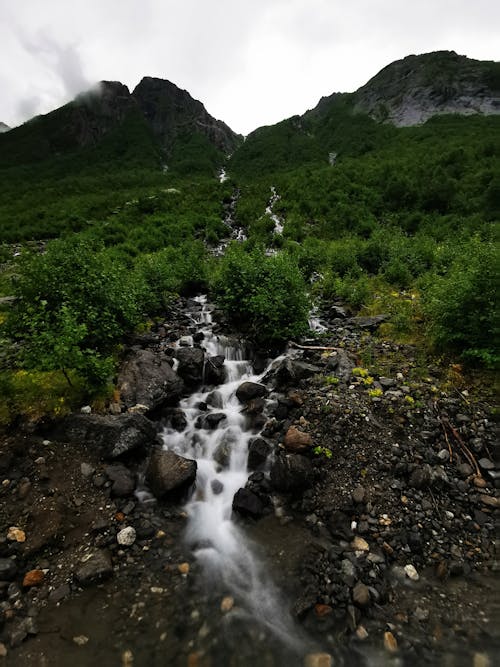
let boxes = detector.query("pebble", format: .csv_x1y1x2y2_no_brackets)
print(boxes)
178,562,190,575
404,564,419,581
7,527,26,543
81,463,95,478
352,536,369,551
356,625,369,640
479,495,499,508
352,581,371,607
22,570,45,587
220,596,234,613
352,486,366,504
117,527,136,546
122,649,134,666
80,405,92,414
0,642,6,657
384,631,398,653
478,458,494,471
473,653,491,667
73,635,89,646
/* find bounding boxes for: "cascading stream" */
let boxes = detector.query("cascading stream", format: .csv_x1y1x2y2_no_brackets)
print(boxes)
161,296,306,651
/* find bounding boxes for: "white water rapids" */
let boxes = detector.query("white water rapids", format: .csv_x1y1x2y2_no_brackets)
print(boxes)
161,296,305,649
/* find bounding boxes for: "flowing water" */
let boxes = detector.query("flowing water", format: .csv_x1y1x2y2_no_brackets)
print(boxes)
161,296,308,656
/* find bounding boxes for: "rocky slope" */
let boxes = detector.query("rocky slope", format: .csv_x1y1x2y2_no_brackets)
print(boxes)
0,123,10,134
353,51,500,126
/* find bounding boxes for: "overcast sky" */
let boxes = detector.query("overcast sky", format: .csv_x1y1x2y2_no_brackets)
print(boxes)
1,0,498,135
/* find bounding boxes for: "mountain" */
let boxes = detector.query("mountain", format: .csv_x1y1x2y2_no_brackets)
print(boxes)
0,122,10,133
0,78,241,172
230,51,500,176
353,51,500,125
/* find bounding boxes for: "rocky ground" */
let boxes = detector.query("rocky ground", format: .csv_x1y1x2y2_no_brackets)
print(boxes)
0,298,498,666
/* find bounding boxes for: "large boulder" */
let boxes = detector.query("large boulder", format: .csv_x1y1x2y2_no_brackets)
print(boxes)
247,438,271,470
145,449,197,499
283,426,313,452
263,358,320,387
270,454,313,492
53,413,157,460
175,347,205,385
232,488,266,519
117,349,183,410
205,355,226,385
236,382,268,403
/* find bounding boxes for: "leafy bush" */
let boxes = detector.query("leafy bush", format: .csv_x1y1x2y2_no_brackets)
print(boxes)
212,244,309,348
421,237,499,365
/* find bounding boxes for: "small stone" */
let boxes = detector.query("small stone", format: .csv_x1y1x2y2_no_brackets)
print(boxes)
479,495,499,508
117,526,136,546
23,570,45,587
356,625,369,640
122,650,134,667
75,550,113,586
314,604,333,617
473,653,491,667
304,653,333,667
384,631,398,653
80,405,92,414
7,527,26,543
478,458,494,471
352,486,365,504
220,596,234,613
414,607,429,621
352,536,369,552
178,562,190,575
474,476,487,488
352,582,371,607
0,642,6,657
73,635,89,646
283,426,313,452
81,463,95,478
404,564,419,581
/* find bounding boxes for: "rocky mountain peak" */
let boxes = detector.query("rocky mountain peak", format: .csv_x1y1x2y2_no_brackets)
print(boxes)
0,122,11,133
353,51,500,126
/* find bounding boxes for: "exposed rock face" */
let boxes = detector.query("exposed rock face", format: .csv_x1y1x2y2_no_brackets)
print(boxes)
0,122,10,133
132,77,241,154
174,347,205,386
353,51,500,126
117,349,184,411
53,413,157,459
145,448,197,499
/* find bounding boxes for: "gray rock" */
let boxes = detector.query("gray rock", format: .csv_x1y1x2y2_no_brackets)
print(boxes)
263,358,320,386
236,382,268,402
205,356,226,385
118,349,184,410
479,458,494,471
75,550,113,586
53,413,157,460
175,347,205,385
104,464,135,497
348,314,388,329
145,449,197,499
248,438,271,470
117,526,136,546
352,581,371,607
352,486,366,504
409,464,431,489
206,390,224,409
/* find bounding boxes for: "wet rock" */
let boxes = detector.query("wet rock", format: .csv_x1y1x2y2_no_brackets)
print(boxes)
352,485,366,504
75,550,113,586
53,413,157,460
247,438,271,470
206,391,224,409
264,358,320,386
202,413,227,429
205,356,225,385
170,410,187,431
145,449,197,499
117,348,184,410
175,347,205,385
236,382,268,402
270,454,313,492
349,314,388,330
283,426,312,452
105,464,135,497
0,558,17,581
304,652,333,667
232,488,266,519
409,464,431,489
211,479,224,494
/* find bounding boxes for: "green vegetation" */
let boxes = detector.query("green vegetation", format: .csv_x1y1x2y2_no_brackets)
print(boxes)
0,67,499,425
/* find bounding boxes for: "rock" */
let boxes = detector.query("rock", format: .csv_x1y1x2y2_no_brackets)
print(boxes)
478,458,494,471
352,581,371,607
404,564,419,581
479,495,499,508
75,550,113,586
117,526,136,546
247,438,271,470
304,654,333,667
211,479,224,494
206,391,224,409
0,558,17,581
352,536,370,552
178,562,190,575
202,413,227,429
53,413,157,460
384,631,398,653
205,356,226,385
270,454,313,492
170,410,187,431
349,314,389,330
73,635,89,646
80,463,95,478
232,488,266,519
379,377,396,388
213,439,232,467
220,596,234,612
236,382,268,402
117,348,184,410
105,464,135,497
409,464,431,489
352,485,366,504
0,642,6,657
283,426,312,452
7,527,26,542
264,358,320,386
175,347,205,385
145,449,197,499
80,405,92,414
22,570,45,587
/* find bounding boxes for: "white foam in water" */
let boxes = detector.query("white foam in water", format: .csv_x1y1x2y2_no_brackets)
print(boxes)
161,295,306,650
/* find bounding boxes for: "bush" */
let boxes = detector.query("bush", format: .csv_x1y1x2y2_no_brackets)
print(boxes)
421,237,499,365
212,244,309,348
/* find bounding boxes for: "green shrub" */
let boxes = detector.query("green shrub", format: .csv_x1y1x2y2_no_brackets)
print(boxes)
212,244,309,348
